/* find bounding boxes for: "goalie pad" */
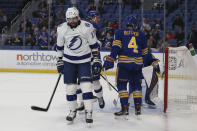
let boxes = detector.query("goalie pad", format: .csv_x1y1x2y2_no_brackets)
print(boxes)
143,66,159,106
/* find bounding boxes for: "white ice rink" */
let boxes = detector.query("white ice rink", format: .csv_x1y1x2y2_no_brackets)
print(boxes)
0,72,197,131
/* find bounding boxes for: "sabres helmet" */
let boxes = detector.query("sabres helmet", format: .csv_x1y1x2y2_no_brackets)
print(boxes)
126,15,137,27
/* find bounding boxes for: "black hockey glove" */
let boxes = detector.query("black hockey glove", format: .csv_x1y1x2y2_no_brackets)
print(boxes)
92,52,102,75
56,57,64,74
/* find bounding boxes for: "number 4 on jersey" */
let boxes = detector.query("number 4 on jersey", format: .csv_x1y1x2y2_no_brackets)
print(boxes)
128,36,138,53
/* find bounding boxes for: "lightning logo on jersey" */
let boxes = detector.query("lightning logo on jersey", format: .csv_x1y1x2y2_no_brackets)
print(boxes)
67,35,82,50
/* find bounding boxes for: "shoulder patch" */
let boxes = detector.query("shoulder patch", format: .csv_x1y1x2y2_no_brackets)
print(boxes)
85,23,90,27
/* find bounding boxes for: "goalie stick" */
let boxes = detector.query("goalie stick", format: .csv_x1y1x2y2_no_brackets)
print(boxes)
31,74,62,112
144,68,159,107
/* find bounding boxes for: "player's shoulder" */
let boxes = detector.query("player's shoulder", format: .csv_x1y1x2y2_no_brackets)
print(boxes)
89,21,97,28
114,28,125,35
80,20,94,32
57,22,68,32
81,20,93,28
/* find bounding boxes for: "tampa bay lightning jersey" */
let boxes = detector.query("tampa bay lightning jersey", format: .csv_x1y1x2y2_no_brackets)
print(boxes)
56,20,98,63
110,28,148,69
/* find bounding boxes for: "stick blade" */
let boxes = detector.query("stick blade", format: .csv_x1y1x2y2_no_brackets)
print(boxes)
113,99,117,106
31,106,48,112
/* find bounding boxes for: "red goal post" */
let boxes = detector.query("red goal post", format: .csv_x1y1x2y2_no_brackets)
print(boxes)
164,46,197,113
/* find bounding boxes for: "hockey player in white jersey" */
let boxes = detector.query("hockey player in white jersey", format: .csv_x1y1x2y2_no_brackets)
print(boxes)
56,7,102,125
76,11,105,111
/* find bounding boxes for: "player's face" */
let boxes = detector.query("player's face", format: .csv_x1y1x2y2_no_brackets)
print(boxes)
93,16,100,24
67,17,79,27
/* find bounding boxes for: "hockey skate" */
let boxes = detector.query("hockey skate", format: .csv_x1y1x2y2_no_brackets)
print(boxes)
114,104,129,120
66,110,77,124
135,103,141,120
98,97,105,108
85,110,93,128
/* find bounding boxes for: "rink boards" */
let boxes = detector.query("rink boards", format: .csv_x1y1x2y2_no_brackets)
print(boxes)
0,50,197,77
0,50,161,74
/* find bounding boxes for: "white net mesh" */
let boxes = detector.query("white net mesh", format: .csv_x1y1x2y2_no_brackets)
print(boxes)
167,46,197,112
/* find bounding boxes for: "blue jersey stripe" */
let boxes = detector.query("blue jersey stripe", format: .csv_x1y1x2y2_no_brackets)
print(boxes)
56,45,64,50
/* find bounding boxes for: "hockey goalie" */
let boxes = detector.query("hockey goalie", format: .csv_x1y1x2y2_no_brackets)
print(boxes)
143,50,160,107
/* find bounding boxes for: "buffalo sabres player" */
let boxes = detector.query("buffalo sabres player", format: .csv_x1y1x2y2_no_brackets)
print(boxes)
128,49,160,114
103,16,148,118
56,7,102,125
76,10,105,111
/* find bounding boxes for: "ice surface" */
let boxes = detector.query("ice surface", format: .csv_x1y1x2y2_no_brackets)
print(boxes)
0,72,197,131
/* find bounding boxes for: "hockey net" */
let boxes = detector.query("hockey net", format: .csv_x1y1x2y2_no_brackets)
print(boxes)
164,46,197,113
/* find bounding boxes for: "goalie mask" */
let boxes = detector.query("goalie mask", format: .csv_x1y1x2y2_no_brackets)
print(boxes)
66,7,81,28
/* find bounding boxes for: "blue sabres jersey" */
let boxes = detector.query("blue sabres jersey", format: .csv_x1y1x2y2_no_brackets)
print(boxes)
110,28,148,69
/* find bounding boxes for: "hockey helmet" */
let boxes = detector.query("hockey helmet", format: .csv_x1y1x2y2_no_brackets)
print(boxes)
66,7,79,20
126,15,137,27
87,10,99,19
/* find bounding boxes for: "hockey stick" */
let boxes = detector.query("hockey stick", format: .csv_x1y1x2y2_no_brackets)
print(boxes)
31,74,62,112
100,74,118,92
100,73,119,106
102,69,112,91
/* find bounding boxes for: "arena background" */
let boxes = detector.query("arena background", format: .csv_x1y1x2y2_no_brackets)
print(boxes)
0,0,197,74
